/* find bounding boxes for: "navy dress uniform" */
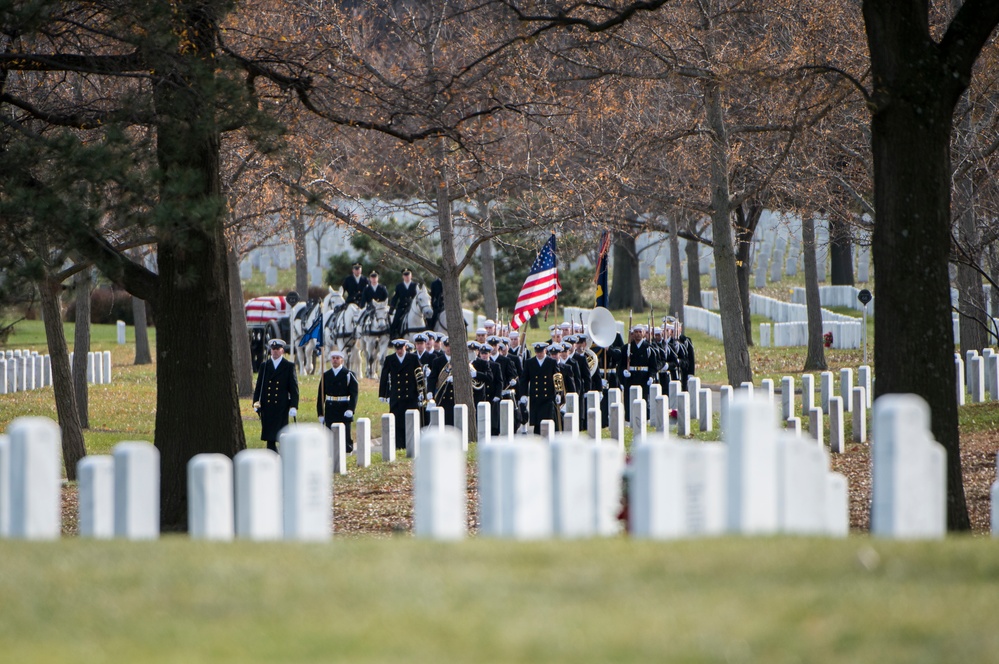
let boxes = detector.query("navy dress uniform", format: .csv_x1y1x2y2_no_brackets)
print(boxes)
618,327,655,420
253,338,300,452
379,339,423,449
427,340,455,426
341,264,368,307
316,349,359,452
517,342,564,434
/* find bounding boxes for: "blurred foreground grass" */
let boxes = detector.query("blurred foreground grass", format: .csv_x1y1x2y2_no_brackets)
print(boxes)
1,536,998,663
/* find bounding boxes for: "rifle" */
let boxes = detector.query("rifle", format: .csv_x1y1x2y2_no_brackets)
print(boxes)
626,309,633,370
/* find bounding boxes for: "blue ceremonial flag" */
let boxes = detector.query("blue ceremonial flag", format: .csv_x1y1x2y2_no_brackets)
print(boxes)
594,230,611,308
299,311,324,348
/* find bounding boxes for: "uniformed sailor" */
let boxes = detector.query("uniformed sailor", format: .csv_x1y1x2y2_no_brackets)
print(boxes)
316,348,359,452
252,338,299,452
379,338,423,449
341,263,368,307
517,341,564,434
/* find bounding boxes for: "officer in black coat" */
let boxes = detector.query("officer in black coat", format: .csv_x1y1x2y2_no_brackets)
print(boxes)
618,325,655,420
316,348,359,452
379,338,423,449
389,269,418,338
253,338,300,452
468,342,495,409
517,342,564,434
426,337,455,426
361,271,389,308
341,263,368,307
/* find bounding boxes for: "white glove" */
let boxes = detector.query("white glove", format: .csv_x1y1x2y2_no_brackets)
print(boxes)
344,410,353,419
252,401,261,412
446,376,453,383
560,407,566,415
379,397,389,403
602,379,609,389
519,396,528,405
555,394,562,405
647,378,654,386
289,407,298,418
318,416,325,425
622,369,631,378
470,369,477,378
492,397,500,402
508,379,517,387
426,399,435,407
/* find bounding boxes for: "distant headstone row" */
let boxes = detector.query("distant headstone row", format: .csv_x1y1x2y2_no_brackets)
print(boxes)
791,286,876,316
1,350,112,395
955,349,999,406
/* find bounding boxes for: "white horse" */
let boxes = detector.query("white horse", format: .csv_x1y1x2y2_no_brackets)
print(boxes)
432,306,475,336
397,284,434,340
358,302,392,379
290,300,322,375
322,287,363,373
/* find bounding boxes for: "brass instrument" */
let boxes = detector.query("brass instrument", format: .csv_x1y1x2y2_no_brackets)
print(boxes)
553,370,566,430
584,348,599,376
415,364,427,409
471,362,486,392
434,361,453,403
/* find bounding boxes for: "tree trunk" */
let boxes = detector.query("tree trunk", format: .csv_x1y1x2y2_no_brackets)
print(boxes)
148,11,246,530
73,269,91,429
292,211,309,297
864,0,975,530
39,276,87,480
684,227,702,309
802,214,827,371
228,241,254,397
607,232,645,312
480,233,498,320
704,79,752,386
734,203,762,349
828,216,855,286
668,215,684,320
990,244,999,344
954,109,988,355
132,297,152,365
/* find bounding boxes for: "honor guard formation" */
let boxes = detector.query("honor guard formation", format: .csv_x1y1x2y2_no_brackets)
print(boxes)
256,269,695,450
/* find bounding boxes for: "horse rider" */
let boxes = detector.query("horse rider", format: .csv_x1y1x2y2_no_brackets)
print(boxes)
378,338,423,450
253,338,299,453
389,268,418,338
428,277,444,330
361,271,389,308
341,263,368,307
316,348,359,453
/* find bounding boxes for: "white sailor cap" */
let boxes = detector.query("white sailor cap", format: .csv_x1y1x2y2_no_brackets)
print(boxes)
268,338,286,349
475,327,487,335
329,349,345,359
484,319,496,327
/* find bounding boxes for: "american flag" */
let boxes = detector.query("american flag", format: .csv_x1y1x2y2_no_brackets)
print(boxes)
511,234,561,330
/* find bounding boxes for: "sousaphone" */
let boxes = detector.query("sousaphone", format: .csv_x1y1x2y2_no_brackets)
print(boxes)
588,306,618,377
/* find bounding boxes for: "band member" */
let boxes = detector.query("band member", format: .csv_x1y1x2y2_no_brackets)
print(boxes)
427,337,455,426
362,271,389,308
496,341,523,430
316,348,359,453
508,330,526,361
389,268,418,338
341,263,368,307
379,338,423,450
517,341,564,435
619,324,654,420
412,333,435,423
469,342,495,408
252,338,299,453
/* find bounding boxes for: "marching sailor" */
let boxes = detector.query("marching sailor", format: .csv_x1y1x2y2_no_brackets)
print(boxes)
517,341,564,435
316,348,359,453
379,338,423,450
252,338,299,453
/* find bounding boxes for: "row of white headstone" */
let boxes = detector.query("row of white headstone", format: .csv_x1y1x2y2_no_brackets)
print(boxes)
955,349,999,406
0,391,984,541
0,350,112,395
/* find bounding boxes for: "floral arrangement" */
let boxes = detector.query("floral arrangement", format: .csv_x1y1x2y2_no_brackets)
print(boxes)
823,331,834,348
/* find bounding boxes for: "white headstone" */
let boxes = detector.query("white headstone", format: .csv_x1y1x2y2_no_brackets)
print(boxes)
0,435,9,536
540,420,556,441
739,381,754,397
592,441,625,536
987,355,999,403
356,418,372,468
676,392,691,436
801,374,815,413
117,320,126,344
725,398,779,534
551,436,595,538
563,411,579,438
647,385,662,430
780,376,795,421
586,409,601,442
852,387,867,443
786,416,802,436
77,455,114,539
826,472,850,537
955,354,966,405
188,453,235,541
668,381,682,410
631,399,647,440
478,439,553,539
760,379,774,409
405,410,422,458
698,388,713,433
113,441,160,540
828,396,844,454
776,435,829,535
871,394,947,539
476,402,491,446
381,414,396,462
0,359,6,394
330,423,348,474
414,427,467,540
7,419,62,540
808,407,824,448
653,395,669,435
839,368,854,412
969,355,985,403
608,403,625,448
454,404,469,451
719,385,734,432
234,449,283,540
858,365,873,408
103,350,112,384
499,400,516,440
820,371,834,414
687,377,702,419
280,424,332,541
